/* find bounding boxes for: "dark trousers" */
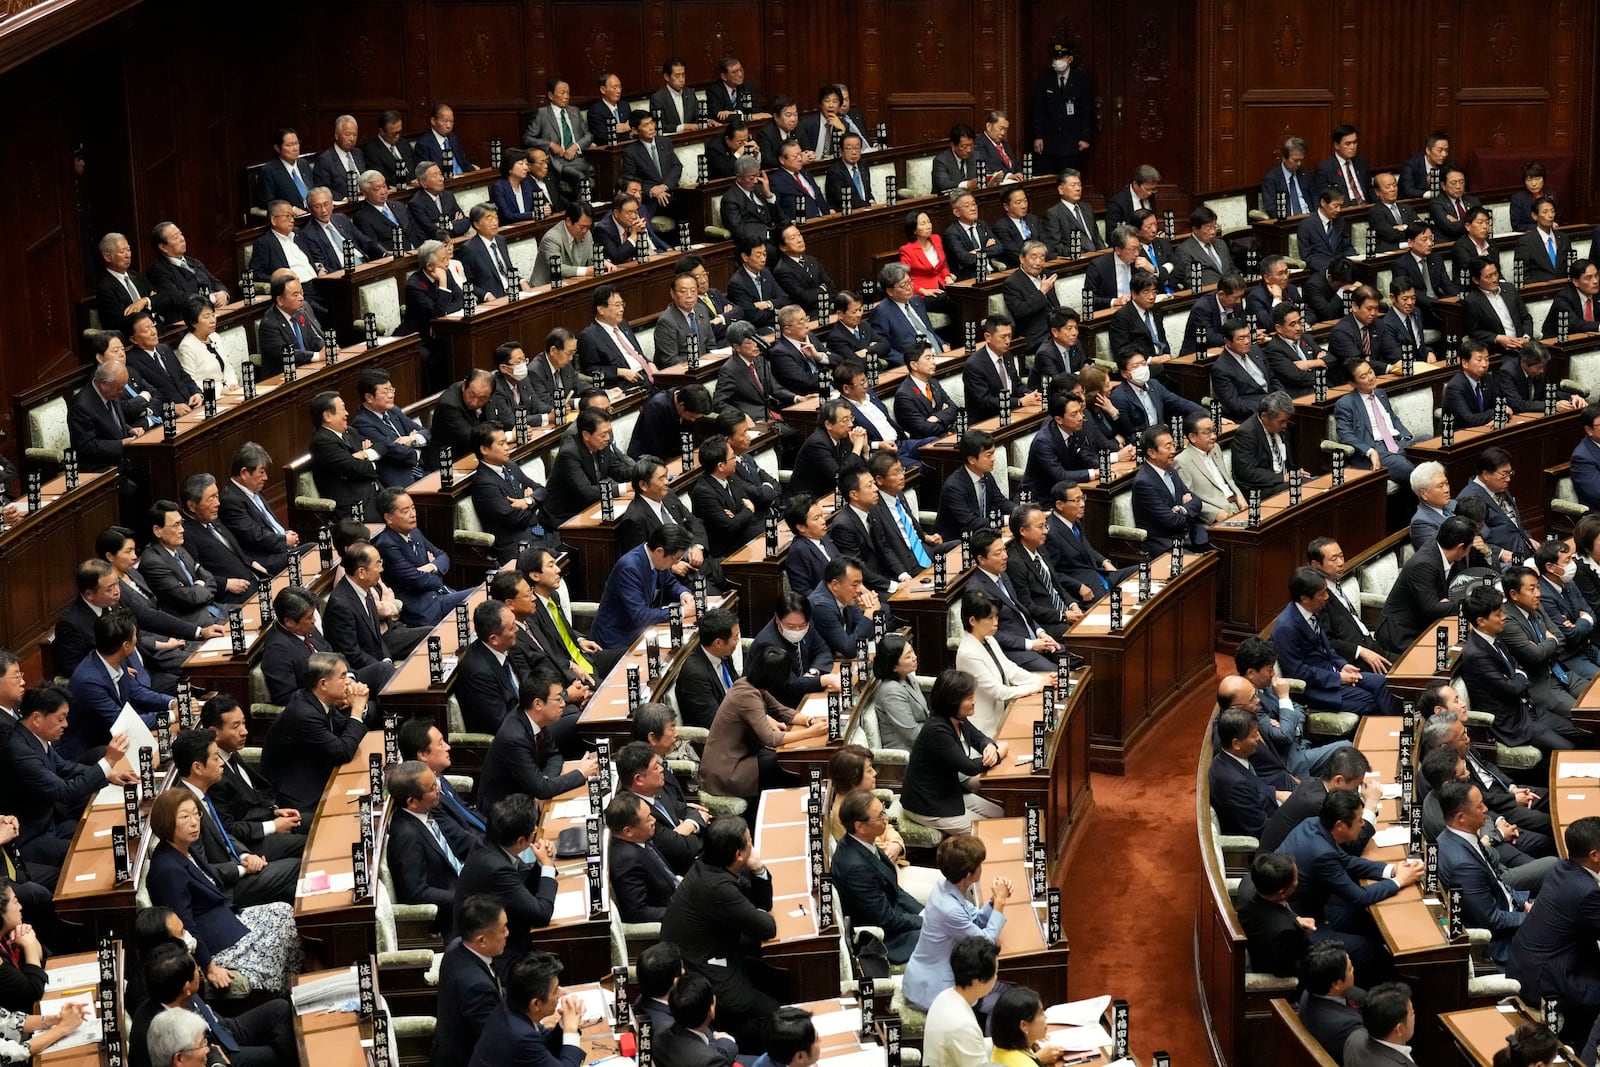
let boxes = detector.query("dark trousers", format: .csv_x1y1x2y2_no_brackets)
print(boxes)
215,996,296,1067
229,856,300,907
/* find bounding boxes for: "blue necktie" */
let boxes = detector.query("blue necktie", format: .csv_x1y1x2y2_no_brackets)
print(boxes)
1548,235,1559,268
381,205,398,225
253,493,284,535
505,659,519,696
894,498,931,568
290,167,307,200
191,996,240,1052
441,781,486,833
425,815,463,874
851,167,864,201
203,796,241,862
290,316,305,349
719,659,734,688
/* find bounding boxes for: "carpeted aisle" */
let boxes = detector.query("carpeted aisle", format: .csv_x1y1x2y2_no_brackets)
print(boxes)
1058,654,1231,1066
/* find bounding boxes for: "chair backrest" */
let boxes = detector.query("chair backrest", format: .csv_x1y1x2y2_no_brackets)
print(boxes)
360,278,402,334
674,143,704,188
216,325,252,376
904,156,935,198
446,695,467,733
1389,388,1435,440
943,372,966,407
1205,194,1251,234
26,396,70,456
508,236,542,282
611,408,641,455
1110,482,1137,529
636,325,657,362
1053,273,1086,313
867,161,898,203
456,184,492,214
1490,202,1513,235
296,468,325,502
710,194,725,230
455,496,487,534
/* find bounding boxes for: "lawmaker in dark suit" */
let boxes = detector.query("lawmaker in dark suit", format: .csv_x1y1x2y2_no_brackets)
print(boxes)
61,615,169,761
942,203,1001,281
1367,177,1418,251
1271,570,1398,714
373,510,472,631
147,222,228,325
934,431,1013,541
0,690,117,867
869,277,946,364
807,566,878,660
1573,423,1600,513
1112,351,1202,437
719,169,779,248
259,660,369,815
725,248,785,335
296,196,385,269
1130,435,1208,555
413,108,473,172
1296,190,1358,273
256,140,315,210
138,510,226,621
477,682,590,811
963,334,1031,424
1441,345,1502,428
605,793,679,923
255,292,327,380
351,189,422,256
1001,243,1063,349
893,353,960,437
1457,451,1536,562
1108,283,1172,362
1544,269,1599,338
407,166,470,239
789,412,867,502
621,121,683,194
590,532,694,650
1230,400,1299,498
126,330,201,410
747,598,834,707
1209,340,1283,424
1172,208,1236,288
829,482,906,598
545,412,633,527
453,794,558,974
1043,489,1131,606
1391,232,1460,316
830,791,923,963
429,904,506,1067
1040,182,1103,257
1378,296,1433,363
309,392,380,519
672,617,742,731
930,127,977,194
1456,586,1587,752
1313,133,1370,203
825,147,875,212
1023,403,1096,502
364,114,420,191
179,507,260,600
468,425,555,561
989,192,1044,270
399,259,470,365
1235,856,1309,978
1374,518,1472,653
1279,791,1414,961
1260,149,1315,217
767,150,830,221
1434,780,1527,965
713,328,795,423
1462,263,1535,352
1297,946,1367,1065
690,448,761,560
1505,823,1600,1040
69,369,139,482
1515,210,1574,285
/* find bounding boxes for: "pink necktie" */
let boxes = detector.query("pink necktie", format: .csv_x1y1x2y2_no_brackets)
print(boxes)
613,326,654,382
1368,393,1397,453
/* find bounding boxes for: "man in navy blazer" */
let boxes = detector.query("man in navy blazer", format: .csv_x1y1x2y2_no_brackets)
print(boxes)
352,373,429,488
1181,280,1248,355
1572,408,1600,511
767,143,831,221
399,718,486,844
605,792,680,923
1243,257,1305,329
0,686,131,866
386,761,463,933
1334,359,1415,485
1208,705,1280,836
1296,188,1358,274
1112,351,1201,436
373,488,473,628
1313,126,1371,203
807,557,880,658
1272,568,1399,713
1130,425,1209,554
620,113,683,199
1391,223,1459,323
1505,816,1600,1044
256,129,316,210
467,959,586,1067
963,317,1037,423
1024,393,1097,501
1379,280,1434,363
967,530,1060,670
457,206,525,300
1434,779,1527,965
935,430,1013,541
125,314,202,410
591,528,695,650
180,478,263,597
781,495,841,596
296,188,385,269
413,104,473,173
1260,138,1315,217
1456,446,1535,563
429,899,506,1067
453,796,558,976
259,653,370,816
62,608,172,761
469,425,556,562
870,265,946,364
1044,483,1130,604
831,790,923,962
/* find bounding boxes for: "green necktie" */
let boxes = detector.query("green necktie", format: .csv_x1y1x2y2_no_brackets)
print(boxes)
559,110,573,149
547,598,594,674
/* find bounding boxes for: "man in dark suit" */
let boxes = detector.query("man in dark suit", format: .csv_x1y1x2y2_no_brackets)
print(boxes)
1029,307,1086,387
621,112,683,205
372,488,472,628
1379,279,1434,363
1374,515,1473,653
64,555,196,693
1390,223,1459,325
1041,169,1103,257
614,456,721,589
1104,165,1159,233
714,323,794,428
453,601,524,734
1428,166,1482,241
1113,349,1202,437
1325,285,1396,381
605,792,680,923
1367,172,1418,251
1297,188,1359,274
146,222,229,324
670,608,741,730
469,424,555,561
1044,481,1131,605
690,438,761,560
255,275,327,379
385,760,464,931
1334,360,1415,486
963,315,1038,423
1452,206,1502,282
139,499,230,621
169,728,299,906
591,528,696,650
1342,986,1420,1067
256,128,315,210
1236,852,1313,981
1514,197,1573,284
1272,568,1399,714
1258,745,1376,854
654,273,718,370
578,283,654,387
457,205,529,301
720,160,780,248
808,557,882,659
1306,538,1396,669
454,795,558,975
431,371,496,465
1505,816,1600,1050
1173,206,1236,289
704,120,749,180
943,189,1002,281
324,541,426,669
1543,258,1599,338
413,104,473,173
96,233,159,332
831,790,923,963
587,73,632,144
616,735,708,872
771,223,836,320
789,400,870,500
870,264,947,363
363,110,419,191
1209,705,1280,836
990,187,1045,270
258,587,393,705
1434,779,1528,965
468,954,589,1067
781,495,841,597
478,666,596,809
931,124,978,194
824,133,875,211
767,143,830,222
825,290,894,366
829,469,909,597
1230,393,1300,498
935,430,1014,541
659,817,787,1053
1260,136,1315,217
179,475,262,599
1023,391,1095,501
893,344,960,438
350,171,421,255
1180,277,1250,355
407,161,471,240
429,896,507,1067
726,239,786,336
308,391,380,519
545,407,632,527
310,115,367,198
198,694,304,854
1499,565,1584,716
125,313,201,411
1005,504,1083,640
748,594,838,707
1209,321,1282,422
628,384,713,460
1130,425,1209,554
1455,585,1588,753
1297,943,1367,1064
967,530,1060,670
259,652,370,816
1457,446,1536,563
297,187,384,272
351,369,428,488
1572,404,1600,512
1002,240,1063,349
1441,340,1502,428
1108,272,1172,362
1313,125,1370,204
60,607,171,760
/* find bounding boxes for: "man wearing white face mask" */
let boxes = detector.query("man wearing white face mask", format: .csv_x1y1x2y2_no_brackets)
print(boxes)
1534,539,1600,674
748,591,842,707
1029,41,1095,175
485,341,535,429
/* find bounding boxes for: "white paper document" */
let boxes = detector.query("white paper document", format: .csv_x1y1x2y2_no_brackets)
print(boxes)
1371,826,1412,848
1044,995,1111,1027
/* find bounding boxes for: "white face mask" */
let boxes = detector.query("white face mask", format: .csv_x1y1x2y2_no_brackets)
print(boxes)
1052,59,1070,72
779,626,810,644
1129,365,1151,386
1563,561,1578,582
509,362,528,381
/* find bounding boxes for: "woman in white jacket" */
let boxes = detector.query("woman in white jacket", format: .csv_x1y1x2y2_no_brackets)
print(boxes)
954,589,1042,736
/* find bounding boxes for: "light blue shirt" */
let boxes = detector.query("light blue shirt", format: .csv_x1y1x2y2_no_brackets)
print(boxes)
901,878,1007,1010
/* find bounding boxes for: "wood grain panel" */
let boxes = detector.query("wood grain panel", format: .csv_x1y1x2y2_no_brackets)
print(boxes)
308,3,409,108
423,2,528,107
547,0,644,94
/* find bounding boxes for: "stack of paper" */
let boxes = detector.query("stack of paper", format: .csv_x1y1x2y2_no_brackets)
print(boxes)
291,966,358,1014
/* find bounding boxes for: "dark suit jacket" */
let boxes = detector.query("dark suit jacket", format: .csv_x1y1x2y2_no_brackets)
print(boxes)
211,753,283,852
431,381,493,463
990,214,1045,270
807,584,873,658
1270,603,1353,709
1374,544,1460,653
713,353,792,423
68,383,129,468
591,544,690,649
658,859,778,1018
942,218,1000,280
1544,283,1596,338
373,526,459,627
782,535,838,597
966,567,1048,652
869,295,942,363
1436,826,1526,963
1325,316,1395,381
615,492,708,558
479,704,585,807
962,346,1026,423
546,436,631,527
1391,250,1460,315
458,234,517,299
824,158,876,211
1043,515,1114,602
61,651,167,759
768,166,828,221
297,211,385,268
655,1025,737,1067
1506,858,1600,1008
901,715,994,817
1295,213,1357,273
725,267,783,332
363,135,419,190
1333,388,1413,465
789,428,858,501
1210,351,1281,422
454,842,556,967
309,146,365,195
1108,299,1170,361
414,130,472,171
256,304,326,378
824,318,893,366
1260,164,1315,217
1313,154,1371,201
1457,479,1534,560
1002,268,1061,349
387,810,461,919
1259,778,1374,855
126,344,199,406
1299,993,1365,1065
1367,199,1419,251
748,617,832,707
622,135,683,191
0,725,109,850
258,622,334,705
1428,192,1485,241
138,543,219,616
673,647,737,730
1463,286,1534,350
1230,415,1293,496
691,475,760,559
260,691,367,813
1514,227,1573,285
1111,377,1201,437
1029,339,1082,390
935,467,1011,541
256,158,315,209
96,269,159,336
576,319,649,387
145,843,245,967
181,517,259,596
1234,880,1307,977
468,459,550,559
830,833,923,961
453,640,519,733
893,374,959,436
1440,370,1500,428
1004,545,1074,633
772,254,835,320
407,188,469,240
719,186,778,247
430,939,503,1067
1041,199,1103,258
351,201,420,254
352,404,428,487
310,426,380,518
148,256,226,324
1280,816,1396,923
607,838,679,923
1130,461,1204,554
1457,631,1543,747
829,506,902,594
930,148,974,193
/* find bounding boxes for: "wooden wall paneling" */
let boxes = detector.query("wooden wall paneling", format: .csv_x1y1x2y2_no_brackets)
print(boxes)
548,1,646,110
304,1,411,141
667,1,763,87
421,1,530,160
1116,7,1195,203
878,0,977,147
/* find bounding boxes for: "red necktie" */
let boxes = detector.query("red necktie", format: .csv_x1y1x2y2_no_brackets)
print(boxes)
1344,162,1362,204
1586,296,1595,323
1454,198,1465,219
997,142,1012,169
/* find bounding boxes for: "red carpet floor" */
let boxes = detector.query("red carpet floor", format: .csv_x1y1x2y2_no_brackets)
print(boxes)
1058,654,1230,1066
